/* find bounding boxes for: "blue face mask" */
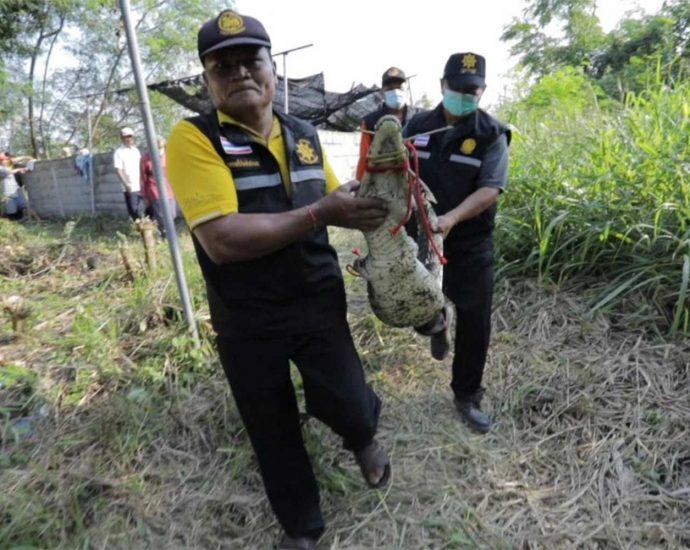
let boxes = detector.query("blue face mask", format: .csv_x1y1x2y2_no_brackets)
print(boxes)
383,89,407,110
442,89,480,117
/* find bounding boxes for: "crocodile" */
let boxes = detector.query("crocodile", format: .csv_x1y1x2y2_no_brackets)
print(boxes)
353,115,445,328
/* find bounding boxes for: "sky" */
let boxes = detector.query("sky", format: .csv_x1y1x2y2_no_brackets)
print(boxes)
234,0,666,107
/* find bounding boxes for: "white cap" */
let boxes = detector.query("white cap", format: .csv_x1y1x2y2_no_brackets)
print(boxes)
120,127,134,137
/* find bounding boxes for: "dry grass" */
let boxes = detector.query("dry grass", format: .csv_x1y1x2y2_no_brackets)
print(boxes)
1,222,689,549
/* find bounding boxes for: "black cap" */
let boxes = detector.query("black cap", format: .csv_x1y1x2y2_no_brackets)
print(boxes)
198,10,271,61
443,52,486,89
381,67,406,86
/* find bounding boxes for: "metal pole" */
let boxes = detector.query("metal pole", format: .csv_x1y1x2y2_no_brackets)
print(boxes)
272,43,313,115
406,74,416,106
283,54,288,113
118,0,199,344
86,108,92,151
86,108,95,214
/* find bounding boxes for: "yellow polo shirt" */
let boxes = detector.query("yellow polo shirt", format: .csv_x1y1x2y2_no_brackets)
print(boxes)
167,111,341,229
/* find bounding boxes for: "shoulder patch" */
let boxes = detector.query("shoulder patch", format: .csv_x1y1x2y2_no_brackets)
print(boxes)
296,138,319,165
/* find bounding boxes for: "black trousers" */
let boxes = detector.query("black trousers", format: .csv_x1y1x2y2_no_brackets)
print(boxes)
123,191,142,220
148,198,178,237
443,246,495,398
216,319,380,539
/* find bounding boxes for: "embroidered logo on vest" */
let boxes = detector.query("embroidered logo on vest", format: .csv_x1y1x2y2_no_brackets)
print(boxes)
227,159,260,169
460,138,477,155
296,139,319,165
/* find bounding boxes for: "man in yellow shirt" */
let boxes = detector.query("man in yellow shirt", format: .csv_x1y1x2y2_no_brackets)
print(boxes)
167,10,390,550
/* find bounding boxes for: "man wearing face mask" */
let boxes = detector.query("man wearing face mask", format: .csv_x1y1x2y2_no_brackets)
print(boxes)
403,53,511,434
355,67,415,181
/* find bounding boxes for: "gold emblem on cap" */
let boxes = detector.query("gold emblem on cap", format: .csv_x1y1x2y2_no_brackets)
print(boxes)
296,139,319,165
218,11,245,35
462,54,477,70
460,138,477,155
389,68,400,77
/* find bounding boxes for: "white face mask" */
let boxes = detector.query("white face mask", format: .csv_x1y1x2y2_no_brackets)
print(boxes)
383,89,407,109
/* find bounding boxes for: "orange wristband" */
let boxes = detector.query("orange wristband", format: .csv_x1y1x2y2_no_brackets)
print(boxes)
306,206,319,231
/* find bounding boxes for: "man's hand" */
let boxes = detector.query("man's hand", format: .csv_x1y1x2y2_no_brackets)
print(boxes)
315,180,388,231
435,214,454,238
437,187,500,238
115,168,132,192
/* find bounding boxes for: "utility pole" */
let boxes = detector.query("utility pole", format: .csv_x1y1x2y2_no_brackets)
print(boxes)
272,43,313,114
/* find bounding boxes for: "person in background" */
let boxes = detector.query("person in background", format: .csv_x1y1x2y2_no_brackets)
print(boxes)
3,152,35,191
0,152,28,221
403,52,511,434
167,10,391,550
4,152,35,167
355,66,416,181
113,126,142,220
140,136,177,238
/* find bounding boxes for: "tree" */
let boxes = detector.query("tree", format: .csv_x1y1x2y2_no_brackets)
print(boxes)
501,0,606,78
502,0,690,101
0,0,232,157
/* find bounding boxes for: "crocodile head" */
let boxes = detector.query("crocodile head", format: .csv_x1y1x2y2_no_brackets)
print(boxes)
366,114,407,169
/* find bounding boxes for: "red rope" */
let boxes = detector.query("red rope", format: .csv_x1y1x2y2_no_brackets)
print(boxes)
405,141,447,266
364,143,446,266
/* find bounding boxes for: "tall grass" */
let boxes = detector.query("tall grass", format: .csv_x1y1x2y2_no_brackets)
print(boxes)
498,75,690,333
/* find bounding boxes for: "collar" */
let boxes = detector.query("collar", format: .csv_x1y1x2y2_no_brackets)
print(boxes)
216,110,281,143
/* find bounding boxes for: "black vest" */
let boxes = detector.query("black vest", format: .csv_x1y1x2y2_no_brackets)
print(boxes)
404,105,511,253
186,111,345,338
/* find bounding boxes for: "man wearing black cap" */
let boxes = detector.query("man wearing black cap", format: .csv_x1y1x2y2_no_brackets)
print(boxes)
167,10,390,549
355,66,416,181
404,52,511,434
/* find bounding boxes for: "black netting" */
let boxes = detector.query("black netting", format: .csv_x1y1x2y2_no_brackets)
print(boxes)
145,73,380,131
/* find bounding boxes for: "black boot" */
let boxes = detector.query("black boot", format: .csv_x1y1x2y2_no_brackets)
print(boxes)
275,533,318,549
454,390,491,433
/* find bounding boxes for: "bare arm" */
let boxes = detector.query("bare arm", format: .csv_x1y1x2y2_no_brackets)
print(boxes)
115,167,131,191
194,180,387,264
436,187,500,237
11,155,35,164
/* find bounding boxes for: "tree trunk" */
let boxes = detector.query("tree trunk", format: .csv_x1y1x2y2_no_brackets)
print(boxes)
38,15,65,159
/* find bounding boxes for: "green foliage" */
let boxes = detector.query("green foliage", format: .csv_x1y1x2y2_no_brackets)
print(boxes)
498,72,690,332
508,66,606,113
0,0,234,156
502,0,606,77
503,0,690,99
